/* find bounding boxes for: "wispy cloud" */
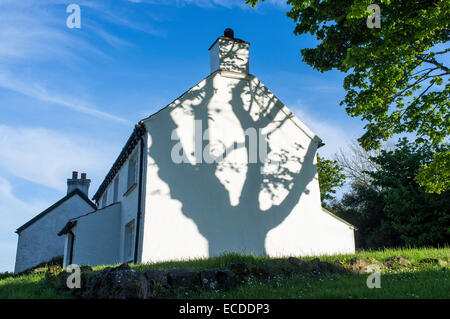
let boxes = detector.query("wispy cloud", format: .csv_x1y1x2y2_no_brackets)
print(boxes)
0,124,116,192
0,1,143,124
0,70,131,124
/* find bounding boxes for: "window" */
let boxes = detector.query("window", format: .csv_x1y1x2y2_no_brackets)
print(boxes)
101,191,107,208
127,156,137,191
124,220,135,261
113,176,119,203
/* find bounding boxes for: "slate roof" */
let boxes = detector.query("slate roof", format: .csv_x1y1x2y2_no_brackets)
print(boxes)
15,189,97,234
92,121,147,202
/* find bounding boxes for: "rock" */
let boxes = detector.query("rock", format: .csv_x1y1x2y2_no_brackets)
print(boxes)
286,257,310,273
250,267,271,281
216,270,235,290
229,263,250,280
33,267,48,273
200,269,220,290
265,258,296,276
419,258,448,267
145,270,169,289
367,257,384,267
384,256,411,268
46,265,63,277
266,258,287,268
288,257,307,268
306,258,320,275
167,269,200,292
116,263,131,271
271,258,287,263
44,265,64,287
348,258,372,274
333,260,348,273
81,264,148,299
200,269,235,290
318,261,342,274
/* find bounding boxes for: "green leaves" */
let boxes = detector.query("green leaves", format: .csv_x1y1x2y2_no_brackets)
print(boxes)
416,150,450,194
317,155,346,204
332,138,449,248
367,139,450,246
248,0,450,192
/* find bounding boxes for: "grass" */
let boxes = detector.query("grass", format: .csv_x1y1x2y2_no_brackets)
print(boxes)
1,247,448,299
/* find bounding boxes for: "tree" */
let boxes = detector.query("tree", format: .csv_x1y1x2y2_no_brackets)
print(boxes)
334,140,385,186
332,182,401,249
415,150,450,194
368,138,450,246
247,0,450,192
332,138,449,248
316,154,346,206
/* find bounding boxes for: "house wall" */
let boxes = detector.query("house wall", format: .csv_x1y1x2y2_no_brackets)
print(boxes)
95,143,143,263
14,195,94,273
71,203,122,266
140,71,355,263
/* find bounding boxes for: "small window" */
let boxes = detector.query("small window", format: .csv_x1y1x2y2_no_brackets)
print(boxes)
124,220,135,261
113,176,119,203
127,156,137,191
101,191,108,208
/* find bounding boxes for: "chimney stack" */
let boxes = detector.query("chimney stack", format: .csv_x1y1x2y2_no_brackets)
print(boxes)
67,171,91,197
209,28,249,74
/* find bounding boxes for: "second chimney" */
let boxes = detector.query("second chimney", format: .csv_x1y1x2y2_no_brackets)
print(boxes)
67,171,91,197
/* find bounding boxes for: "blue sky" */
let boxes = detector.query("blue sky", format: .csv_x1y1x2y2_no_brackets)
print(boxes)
0,0,367,272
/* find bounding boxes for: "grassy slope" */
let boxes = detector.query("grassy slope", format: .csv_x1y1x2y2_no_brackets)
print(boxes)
1,247,449,299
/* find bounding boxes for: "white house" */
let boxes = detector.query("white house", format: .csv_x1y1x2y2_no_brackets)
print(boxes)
14,172,96,273
56,29,356,268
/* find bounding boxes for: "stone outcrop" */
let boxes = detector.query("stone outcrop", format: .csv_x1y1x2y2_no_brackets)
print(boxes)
383,256,411,268
51,255,422,299
419,258,448,267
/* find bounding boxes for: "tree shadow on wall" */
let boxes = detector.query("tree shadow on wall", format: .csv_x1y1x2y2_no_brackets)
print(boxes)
147,71,318,257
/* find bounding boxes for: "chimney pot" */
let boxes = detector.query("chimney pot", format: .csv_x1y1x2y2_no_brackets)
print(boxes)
67,171,91,196
224,28,234,38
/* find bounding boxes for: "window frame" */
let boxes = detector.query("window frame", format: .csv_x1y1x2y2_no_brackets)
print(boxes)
126,154,137,194
124,220,135,262
113,176,119,203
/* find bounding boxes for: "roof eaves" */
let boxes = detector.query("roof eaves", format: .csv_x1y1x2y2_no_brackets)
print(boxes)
321,207,358,230
15,189,96,234
92,122,147,202
57,202,121,236
57,220,77,236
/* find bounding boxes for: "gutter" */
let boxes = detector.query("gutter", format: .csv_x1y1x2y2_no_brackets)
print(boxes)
133,135,145,264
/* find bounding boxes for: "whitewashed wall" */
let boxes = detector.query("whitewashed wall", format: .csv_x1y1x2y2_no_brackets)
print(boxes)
71,203,122,266
95,143,143,263
14,195,94,273
140,71,355,263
